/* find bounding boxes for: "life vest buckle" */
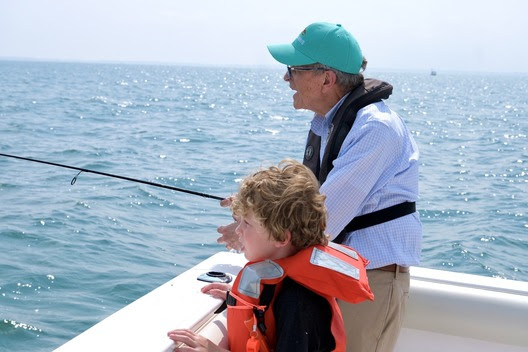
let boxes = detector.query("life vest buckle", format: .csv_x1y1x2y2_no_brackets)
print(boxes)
253,307,267,334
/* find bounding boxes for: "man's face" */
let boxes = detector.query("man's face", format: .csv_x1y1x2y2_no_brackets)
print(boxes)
284,66,326,113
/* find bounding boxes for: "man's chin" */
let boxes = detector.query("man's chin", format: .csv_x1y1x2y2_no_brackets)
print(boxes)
293,100,303,110
292,96,307,110
292,93,299,108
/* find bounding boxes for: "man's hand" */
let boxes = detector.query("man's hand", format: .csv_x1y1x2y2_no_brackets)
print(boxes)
217,196,243,251
216,221,242,251
219,196,234,208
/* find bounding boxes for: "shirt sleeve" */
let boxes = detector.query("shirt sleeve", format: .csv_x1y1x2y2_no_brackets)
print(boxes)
273,278,335,352
321,115,403,240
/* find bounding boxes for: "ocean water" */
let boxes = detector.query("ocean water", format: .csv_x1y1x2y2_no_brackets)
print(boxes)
0,60,527,351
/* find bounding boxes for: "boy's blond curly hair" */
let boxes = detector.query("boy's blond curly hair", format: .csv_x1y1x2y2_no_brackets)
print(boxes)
231,159,328,248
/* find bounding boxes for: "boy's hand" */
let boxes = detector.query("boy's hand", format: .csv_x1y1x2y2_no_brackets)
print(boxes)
201,282,231,300
167,329,227,352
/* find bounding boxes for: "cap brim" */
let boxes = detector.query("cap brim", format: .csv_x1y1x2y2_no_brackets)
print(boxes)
267,43,317,66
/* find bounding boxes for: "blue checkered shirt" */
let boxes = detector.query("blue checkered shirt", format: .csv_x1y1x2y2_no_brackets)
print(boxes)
310,95,422,269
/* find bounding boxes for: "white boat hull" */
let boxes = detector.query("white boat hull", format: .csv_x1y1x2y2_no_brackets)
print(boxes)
396,266,528,351
55,251,528,351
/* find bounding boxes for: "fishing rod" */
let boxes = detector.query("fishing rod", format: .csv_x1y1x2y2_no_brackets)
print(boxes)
0,153,224,201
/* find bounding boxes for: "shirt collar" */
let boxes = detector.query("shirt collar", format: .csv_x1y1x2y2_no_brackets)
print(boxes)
310,93,351,137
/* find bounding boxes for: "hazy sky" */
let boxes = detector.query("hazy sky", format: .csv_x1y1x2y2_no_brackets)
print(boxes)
1,0,527,73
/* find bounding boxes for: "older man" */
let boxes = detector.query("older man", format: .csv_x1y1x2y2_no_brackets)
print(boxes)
218,22,422,352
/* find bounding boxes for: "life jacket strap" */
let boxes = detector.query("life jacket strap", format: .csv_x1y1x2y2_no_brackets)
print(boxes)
334,201,416,244
214,300,227,314
227,290,266,311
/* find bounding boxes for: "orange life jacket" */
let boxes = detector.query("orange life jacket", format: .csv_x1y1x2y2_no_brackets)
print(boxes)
226,242,374,352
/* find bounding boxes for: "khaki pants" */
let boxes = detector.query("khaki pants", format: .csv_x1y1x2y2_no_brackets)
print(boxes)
338,268,410,352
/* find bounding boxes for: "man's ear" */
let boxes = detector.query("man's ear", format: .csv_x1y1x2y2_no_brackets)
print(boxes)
321,70,338,93
324,70,337,86
275,230,292,248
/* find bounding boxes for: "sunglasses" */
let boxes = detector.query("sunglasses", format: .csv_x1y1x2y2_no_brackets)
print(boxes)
287,66,327,79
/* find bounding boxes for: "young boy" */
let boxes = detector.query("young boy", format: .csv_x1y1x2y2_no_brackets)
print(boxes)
168,160,373,352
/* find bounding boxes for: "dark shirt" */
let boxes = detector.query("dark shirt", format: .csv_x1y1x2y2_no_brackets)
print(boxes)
273,277,336,352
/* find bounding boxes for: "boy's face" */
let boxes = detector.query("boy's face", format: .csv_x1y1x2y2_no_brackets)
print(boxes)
236,210,282,262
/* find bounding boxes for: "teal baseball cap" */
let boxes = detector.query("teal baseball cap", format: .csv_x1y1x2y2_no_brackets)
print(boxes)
267,22,363,74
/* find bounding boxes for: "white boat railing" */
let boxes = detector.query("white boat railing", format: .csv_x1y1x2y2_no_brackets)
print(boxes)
54,252,528,352
395,267,528,351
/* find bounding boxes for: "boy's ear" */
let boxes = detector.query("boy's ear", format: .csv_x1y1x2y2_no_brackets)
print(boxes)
274,230,292,248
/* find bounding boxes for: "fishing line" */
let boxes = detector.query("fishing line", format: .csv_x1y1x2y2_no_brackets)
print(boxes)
0,153,224,201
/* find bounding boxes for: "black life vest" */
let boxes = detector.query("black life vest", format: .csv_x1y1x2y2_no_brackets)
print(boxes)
303,79,416,244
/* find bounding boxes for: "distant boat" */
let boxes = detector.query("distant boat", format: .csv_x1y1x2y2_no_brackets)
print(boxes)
431,69,437,76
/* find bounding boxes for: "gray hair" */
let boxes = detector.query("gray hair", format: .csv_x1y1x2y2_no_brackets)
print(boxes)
313,58,368,93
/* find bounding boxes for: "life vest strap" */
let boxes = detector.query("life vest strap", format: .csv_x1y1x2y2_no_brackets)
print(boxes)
214,300,228,314
227,290,267,311
334,201,416,244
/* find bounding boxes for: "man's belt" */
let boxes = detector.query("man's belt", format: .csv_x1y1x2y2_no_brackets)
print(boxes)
370,264,409,273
